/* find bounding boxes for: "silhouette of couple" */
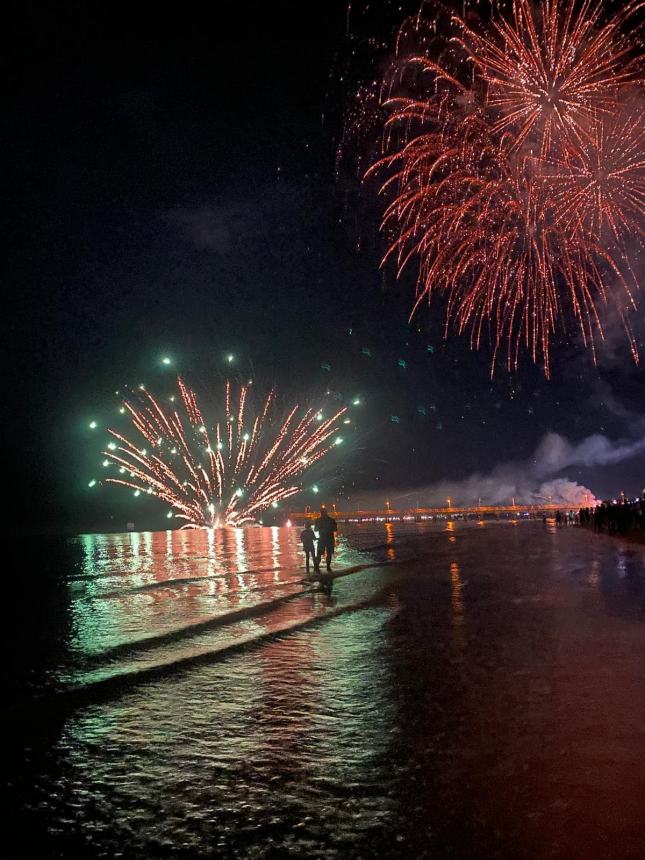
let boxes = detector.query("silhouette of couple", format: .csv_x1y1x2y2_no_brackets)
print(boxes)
300,505,338,575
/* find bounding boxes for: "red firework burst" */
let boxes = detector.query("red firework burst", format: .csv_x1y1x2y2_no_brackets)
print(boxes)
544,107,645,241
363,0,644,374
461,0,643,155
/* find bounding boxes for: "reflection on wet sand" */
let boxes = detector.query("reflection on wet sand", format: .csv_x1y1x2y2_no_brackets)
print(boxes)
4,521,645,858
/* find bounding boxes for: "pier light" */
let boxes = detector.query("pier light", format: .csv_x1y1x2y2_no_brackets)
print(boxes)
161,356,172,366
133,490,140,497
89,420,97,430
271,501,278,508
88,479,97,488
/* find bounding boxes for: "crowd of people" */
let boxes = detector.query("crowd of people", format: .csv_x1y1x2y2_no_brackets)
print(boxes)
578,497,645,537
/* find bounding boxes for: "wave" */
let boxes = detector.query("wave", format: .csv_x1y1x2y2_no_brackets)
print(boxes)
74,561,390,664
89,568,299,600
4,582,395,723
66,561,283,584
78,587,307,663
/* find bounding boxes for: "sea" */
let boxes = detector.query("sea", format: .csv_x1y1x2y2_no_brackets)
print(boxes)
3,519,645,859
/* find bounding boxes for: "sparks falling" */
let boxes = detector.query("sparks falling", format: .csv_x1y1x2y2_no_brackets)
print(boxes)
360,0,644,375
101,379,347,527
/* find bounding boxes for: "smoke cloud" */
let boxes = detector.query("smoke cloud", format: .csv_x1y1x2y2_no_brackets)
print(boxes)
356,428,645,509
533,431,645,473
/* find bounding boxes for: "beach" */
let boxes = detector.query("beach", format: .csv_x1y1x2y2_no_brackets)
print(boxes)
4,520,645,858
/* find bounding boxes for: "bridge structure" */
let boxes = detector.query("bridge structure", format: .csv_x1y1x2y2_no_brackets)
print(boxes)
289,503,567,523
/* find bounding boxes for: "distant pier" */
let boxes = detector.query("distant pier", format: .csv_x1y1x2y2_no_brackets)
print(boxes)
290,503,566,523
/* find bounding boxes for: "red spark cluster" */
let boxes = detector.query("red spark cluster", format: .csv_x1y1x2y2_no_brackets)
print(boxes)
364,0,644,374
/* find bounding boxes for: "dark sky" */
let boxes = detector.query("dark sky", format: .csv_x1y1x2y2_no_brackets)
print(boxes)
5,1,644,533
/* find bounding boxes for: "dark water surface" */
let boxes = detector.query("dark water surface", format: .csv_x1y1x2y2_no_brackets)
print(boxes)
3,521,645,858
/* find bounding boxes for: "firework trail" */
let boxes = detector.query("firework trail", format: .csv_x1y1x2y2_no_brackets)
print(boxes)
543,108,645,242
360,0,644,374
101,379,346,527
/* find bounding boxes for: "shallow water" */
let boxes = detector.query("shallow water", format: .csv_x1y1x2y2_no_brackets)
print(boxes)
4,521,645,858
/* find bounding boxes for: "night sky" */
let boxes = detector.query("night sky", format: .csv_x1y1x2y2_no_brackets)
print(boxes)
6,1,644,534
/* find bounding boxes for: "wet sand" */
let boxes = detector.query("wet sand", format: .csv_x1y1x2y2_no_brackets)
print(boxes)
384,523,645,858
3,522,645,858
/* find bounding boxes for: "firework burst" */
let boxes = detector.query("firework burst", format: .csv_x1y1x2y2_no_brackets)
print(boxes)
544,107,645,242
101,379,346,527
360,0,644,374
461,0,643,155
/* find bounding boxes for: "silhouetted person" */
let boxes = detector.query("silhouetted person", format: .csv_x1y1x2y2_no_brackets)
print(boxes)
314,505,337,573
578,497,644,538
300,523,316,575
556,510,562,527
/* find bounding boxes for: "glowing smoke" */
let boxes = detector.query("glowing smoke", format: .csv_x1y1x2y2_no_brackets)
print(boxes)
357,429,645,509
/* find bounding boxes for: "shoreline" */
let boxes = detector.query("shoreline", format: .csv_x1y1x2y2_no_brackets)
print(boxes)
578,523,645,546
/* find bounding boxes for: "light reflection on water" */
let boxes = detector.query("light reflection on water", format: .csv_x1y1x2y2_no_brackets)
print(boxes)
69,527,315,658
5,521,645,858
